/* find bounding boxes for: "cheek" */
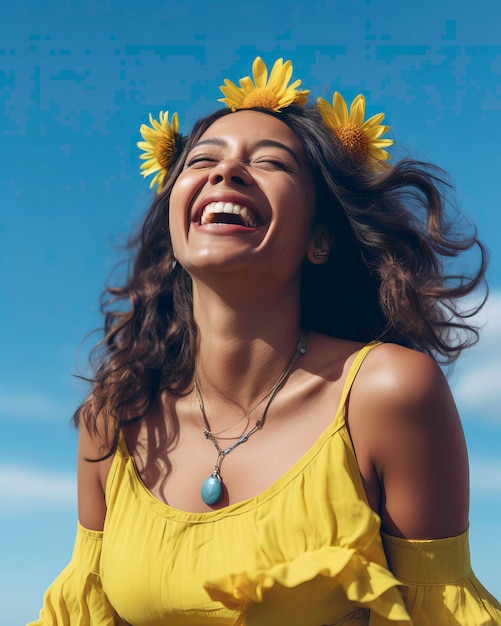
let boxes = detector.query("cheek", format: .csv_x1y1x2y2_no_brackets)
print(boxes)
169,174,192,212
169,175,198,235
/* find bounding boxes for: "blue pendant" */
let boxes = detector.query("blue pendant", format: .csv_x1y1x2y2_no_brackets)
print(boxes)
201,473,223,505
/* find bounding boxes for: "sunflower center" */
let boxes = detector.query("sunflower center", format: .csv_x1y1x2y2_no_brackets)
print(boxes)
335,123,369,158
155,136,174,170
242,88,280,110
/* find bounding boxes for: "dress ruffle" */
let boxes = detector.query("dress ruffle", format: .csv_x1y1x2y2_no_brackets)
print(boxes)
27,523,128,626
205,546,412,626
382,531,501,626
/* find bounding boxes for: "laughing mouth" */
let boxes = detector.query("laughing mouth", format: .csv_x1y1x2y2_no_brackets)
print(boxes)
199,202,260,228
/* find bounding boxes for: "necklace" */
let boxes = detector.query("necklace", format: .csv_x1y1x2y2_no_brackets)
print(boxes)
200,357,300,439
202,388,270,438
195,331,308,505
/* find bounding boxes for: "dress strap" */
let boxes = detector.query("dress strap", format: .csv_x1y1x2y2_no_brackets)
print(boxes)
116,428,129,456
105,429,130,503
335,341,382,423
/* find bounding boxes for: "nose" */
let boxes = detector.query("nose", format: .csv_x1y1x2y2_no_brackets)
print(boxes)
208,159,253,187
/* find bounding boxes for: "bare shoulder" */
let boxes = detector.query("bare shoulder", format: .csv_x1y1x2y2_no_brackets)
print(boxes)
77,402,116,531
349,343,462,434
347,343,469,539
353,342,448,404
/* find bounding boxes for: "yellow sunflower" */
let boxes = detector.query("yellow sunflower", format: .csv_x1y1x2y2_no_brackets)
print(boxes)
137,111,181,192
218,57,310,112
317,92,393,167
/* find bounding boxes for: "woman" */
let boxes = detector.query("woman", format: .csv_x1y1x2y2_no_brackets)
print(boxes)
30,58,501,625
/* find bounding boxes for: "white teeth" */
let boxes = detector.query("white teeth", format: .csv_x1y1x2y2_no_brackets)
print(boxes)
199,202,257,227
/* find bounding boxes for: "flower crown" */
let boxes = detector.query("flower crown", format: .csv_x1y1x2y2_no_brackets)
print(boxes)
138,57,393,192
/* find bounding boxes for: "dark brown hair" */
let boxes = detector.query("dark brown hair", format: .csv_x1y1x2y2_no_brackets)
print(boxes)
74,106,487,452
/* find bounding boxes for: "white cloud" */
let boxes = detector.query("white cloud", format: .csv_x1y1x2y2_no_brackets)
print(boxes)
0,465,76,513
0,393,71,422
448,291,501,422
470,459,501,496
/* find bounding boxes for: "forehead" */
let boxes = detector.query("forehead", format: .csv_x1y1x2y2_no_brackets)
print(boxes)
198,110,303,151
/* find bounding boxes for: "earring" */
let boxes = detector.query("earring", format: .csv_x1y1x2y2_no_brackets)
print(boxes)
313,250,328,259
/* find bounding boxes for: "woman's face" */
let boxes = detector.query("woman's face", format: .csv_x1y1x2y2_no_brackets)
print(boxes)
169,110,317,283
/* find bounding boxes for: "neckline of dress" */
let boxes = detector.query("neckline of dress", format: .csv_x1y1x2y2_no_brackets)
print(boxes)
111,341,381,522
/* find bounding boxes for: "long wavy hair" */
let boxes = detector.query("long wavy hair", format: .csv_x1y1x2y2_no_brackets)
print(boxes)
74,106,488,455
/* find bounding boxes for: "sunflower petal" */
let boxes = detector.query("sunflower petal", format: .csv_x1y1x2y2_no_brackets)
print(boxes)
140,163,162,175
220,85,246,102
150,170,165,190
371,139,394,148
238,77,256,94
369,148,391,161
333,92,349,126
361,112,385,130
220,83,245,100
252,57,268,88
140,127,160,141
268,59,291,95
317,98,339,129
363,125,390,140
139,158,159,169
294,90,310,106
349,95,365,126
171,112,179,133
329,102,346,127
277,91,300,109
150,119,163,133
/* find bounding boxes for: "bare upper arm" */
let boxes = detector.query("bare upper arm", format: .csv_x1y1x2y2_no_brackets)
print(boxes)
77,416,115,531
347,343,469,539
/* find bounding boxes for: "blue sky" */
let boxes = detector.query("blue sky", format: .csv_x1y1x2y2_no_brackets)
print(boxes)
1,1,500,623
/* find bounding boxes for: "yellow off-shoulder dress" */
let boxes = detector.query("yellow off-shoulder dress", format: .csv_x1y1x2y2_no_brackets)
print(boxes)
29,343,501,625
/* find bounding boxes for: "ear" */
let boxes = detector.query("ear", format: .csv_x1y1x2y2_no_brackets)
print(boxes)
307,227,330,265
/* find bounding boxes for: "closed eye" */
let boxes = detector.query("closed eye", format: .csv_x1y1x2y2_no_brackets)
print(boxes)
185,154,219,168
252,158,293,172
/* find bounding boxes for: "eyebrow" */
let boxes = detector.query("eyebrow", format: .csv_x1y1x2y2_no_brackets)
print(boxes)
193,138,300,166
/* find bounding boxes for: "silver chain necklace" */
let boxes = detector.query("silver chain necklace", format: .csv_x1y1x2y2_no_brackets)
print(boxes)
194,331,308,505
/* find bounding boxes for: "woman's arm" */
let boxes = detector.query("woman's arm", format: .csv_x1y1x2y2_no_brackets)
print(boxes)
347,343,469,539
28,419,124,625
77,417,114,531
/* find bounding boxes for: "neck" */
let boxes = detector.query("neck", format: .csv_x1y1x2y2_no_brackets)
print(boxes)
191,277,304,411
